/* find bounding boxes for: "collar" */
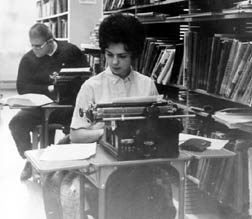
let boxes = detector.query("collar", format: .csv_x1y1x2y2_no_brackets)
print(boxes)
106,66,134,85
48,40,58,56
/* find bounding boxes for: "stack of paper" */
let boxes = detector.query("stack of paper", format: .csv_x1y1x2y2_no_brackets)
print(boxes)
39,143,96,161
213,108,252,130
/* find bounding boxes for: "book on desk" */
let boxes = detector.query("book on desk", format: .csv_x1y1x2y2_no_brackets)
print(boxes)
0,93,54,107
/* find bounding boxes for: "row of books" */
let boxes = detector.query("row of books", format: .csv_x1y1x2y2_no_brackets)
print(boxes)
187,138,251,214
37,0,68,18
139,37,184,86
103,0,167,11
184,32,252,106
44,19,68,39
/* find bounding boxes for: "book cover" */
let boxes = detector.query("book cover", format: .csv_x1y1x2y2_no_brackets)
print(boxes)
183,31,193,89
231,52,252,101
169,43,184,84
196,36,206,89
151,48,172,81
159,49,176,85
232,53,252,102
0,93,54,107
214,39,233,94
219,39,239,96
226,42,252,98
240,75,252,105
224,41,248,98
202,37,213,90
191,31,199,90
206,35,221,93
146,43,168,77
150,49,165,79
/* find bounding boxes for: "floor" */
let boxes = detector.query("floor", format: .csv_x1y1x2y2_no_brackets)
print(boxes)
0,89,46,219
0,89,245,219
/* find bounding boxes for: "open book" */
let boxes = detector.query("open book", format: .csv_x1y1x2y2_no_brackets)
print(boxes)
0,93,54,107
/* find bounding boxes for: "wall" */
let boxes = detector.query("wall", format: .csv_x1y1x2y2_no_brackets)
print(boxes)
0,0,36,88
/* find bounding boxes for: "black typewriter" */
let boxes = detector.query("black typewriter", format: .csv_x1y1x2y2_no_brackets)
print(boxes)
50,67,92,105
85,97,184,161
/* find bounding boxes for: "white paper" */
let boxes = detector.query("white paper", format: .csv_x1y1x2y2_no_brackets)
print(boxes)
39,143,96,161
179,133,229,150
112,95,164,104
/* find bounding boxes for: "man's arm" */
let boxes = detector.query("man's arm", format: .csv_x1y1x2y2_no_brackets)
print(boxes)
16,55,51,95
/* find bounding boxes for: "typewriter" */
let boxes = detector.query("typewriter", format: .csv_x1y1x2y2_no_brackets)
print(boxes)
85,96,184,161
50,67,92,105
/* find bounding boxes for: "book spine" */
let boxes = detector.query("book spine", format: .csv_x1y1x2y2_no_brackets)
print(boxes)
219,39,239,96
224,42,248,98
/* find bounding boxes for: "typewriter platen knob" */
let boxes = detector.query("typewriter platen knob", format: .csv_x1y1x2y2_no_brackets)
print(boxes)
79,108,84,117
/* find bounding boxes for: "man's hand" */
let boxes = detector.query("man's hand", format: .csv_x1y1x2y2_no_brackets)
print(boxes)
48,85,54,93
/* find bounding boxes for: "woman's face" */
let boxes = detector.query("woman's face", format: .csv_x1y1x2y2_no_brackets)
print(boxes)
105,43,132,78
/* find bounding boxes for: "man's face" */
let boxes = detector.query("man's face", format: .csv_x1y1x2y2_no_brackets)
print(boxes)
30,36,51,58
105,43,132,78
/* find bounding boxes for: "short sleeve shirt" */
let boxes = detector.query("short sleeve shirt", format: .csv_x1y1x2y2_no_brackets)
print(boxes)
71,67,159,129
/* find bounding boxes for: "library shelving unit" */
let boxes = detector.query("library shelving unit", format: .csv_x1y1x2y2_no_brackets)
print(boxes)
103,0,252,218
35,0,103,47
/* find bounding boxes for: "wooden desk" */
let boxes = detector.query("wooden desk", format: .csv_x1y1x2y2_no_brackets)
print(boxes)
25,146,192,219
40,103,73,147
1,102,73,148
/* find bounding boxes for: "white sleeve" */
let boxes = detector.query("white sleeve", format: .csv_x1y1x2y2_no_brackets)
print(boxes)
70,81,94,129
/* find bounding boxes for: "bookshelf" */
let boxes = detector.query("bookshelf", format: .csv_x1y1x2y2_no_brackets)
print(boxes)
103,0,252,217
35,0,103,47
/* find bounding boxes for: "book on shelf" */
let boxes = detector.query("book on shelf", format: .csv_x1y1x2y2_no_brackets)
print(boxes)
214,39,233,94
190,31,199,90
0,93,54,107
206,35,222,93
136,12,168,22
219,39,239,96
142,41,167,76
223,41,248,98
230,50,252,100
231,52,252,101
222,7,252,14
156,49,176,84
202,37,213,90
240,76,252,106
169,43,184,84
151,48,171,81
183,31,193,89
195,36,205,89
225,42,252,98
248,147,252,215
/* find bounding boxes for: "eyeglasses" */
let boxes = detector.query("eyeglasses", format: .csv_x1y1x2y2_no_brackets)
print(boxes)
31,39,52,50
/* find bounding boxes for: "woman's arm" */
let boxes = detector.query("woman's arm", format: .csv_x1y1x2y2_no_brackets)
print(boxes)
70,121,105,143
70,128,104,143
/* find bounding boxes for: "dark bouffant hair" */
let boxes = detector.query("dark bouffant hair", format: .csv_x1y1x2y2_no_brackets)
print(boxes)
99,13,146,59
